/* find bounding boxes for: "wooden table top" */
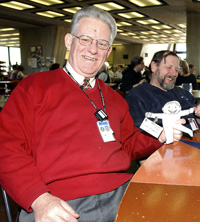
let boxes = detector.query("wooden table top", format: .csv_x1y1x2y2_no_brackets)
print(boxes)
115,182,200,222
115,130,200,222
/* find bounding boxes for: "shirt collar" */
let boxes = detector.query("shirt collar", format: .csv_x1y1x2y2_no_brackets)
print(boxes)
65,62,95,88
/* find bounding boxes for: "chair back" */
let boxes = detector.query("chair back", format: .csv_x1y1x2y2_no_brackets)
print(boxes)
1,186,13,222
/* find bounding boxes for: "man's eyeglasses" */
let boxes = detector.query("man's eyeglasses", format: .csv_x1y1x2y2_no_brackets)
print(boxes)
73,35,110,50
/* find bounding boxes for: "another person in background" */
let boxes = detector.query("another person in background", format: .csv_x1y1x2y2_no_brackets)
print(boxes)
9,64,25,80
175,59,197,90
142,65,151,83
189,64,196,76
115,65,124,79
126,50,200,130
97,63,110,83
49,63,60,70
0,8,183,222
120,56,146,94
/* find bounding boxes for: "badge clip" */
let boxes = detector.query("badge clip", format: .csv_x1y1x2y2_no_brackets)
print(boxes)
94,109,108,121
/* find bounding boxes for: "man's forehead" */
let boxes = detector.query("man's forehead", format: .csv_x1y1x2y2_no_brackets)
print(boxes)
162,55,179,65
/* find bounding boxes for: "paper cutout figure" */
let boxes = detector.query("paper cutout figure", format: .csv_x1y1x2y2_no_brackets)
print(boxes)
145,101,194,144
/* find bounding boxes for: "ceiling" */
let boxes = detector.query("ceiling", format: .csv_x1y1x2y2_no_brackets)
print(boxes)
0,0,200,47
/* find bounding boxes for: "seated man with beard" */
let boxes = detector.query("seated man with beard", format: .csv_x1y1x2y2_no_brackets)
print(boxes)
125,50,200,131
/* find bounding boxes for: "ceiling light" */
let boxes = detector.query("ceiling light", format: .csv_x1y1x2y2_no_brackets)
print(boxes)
117,29,124,33
127,32,136,35
0,1,34,10
93,2,124,11
136,19,159,25
0,28,15,32
116,22,132,26
177,24,186,29
120,33,129,36
128,0,162,7
10,33,19,36
30,0,64,6
36,11,65,18
159,34,167,37
163,29,182,33
63,7,82,14
118,12,144,19
151,25,171,29
64,19,72,23
140,31,157,35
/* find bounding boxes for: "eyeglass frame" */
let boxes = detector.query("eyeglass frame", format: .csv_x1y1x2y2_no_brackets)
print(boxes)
73,35,111,50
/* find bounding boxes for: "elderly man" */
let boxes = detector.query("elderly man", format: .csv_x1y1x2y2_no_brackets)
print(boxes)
0,9,183,222
126,50,200,131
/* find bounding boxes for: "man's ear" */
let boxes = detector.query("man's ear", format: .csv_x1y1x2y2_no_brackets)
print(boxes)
106,46,112,58
65,33,73,50
151,61,157,73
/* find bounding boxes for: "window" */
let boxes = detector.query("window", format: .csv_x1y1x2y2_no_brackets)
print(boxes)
0,46,21,72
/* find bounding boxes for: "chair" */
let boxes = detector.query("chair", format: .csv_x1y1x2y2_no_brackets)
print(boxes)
1,186,13,222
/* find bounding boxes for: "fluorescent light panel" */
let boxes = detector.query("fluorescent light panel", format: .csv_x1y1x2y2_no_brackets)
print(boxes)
93,2,125,11
151,25,171,29
140,31,157,34
177,24,186,29
0,1,34,10
30,0,64,6
0,28,15,31
116,22,132,26
137,19,159,25
64,19,72,23
118,12,144,19
63,7,82,14
128,0,162,7
36,11,65,18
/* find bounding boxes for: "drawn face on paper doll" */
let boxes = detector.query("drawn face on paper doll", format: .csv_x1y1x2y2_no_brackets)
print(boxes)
162,101,181,114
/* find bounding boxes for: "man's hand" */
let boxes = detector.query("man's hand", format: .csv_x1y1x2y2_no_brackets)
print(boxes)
158,119,185,143
31,193,79,222
194,105,200,117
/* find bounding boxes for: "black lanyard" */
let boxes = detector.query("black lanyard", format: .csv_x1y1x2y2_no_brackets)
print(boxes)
64,67,108,121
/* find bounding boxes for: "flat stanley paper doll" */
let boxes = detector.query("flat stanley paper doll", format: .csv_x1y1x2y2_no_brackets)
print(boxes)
145,101,194,144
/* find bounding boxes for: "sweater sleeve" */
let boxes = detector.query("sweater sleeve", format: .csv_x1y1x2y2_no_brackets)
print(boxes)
0,84,49,212
120,101,162,161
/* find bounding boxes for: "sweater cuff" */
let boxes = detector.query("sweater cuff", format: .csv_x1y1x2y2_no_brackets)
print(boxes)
19,181,50,212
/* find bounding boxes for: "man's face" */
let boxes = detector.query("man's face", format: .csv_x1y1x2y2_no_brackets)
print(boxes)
151,55,179,91
65,17,112,78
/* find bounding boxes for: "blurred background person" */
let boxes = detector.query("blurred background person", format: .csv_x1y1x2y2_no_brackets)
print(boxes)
175,59,197,90
120,56,146,94
97,64,110,83
9,64,25,81
115,65,124,79
49,63,60,70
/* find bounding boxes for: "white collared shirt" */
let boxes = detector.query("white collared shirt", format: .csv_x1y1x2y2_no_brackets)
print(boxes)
65,62,96,88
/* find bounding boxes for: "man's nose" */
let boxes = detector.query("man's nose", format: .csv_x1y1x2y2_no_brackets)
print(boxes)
87,40,98,54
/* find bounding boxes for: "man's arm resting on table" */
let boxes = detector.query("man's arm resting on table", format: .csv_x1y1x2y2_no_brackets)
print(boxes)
31,193,79,222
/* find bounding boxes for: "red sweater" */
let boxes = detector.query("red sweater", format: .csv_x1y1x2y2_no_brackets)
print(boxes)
0,68,162,211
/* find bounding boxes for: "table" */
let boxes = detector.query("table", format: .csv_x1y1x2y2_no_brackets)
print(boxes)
115,130,200,222
192,90,200,99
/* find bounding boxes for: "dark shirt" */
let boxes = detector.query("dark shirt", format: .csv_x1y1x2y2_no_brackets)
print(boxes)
175,74,197,90
120,65,142,93
125,82,197,130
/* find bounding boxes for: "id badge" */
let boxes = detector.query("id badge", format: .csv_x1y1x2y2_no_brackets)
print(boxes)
140,118,163,138
97,120,116,142
188,118,199,131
